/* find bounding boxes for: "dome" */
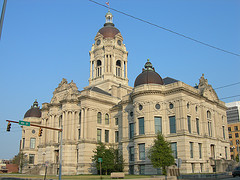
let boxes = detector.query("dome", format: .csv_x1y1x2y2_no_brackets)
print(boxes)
24,100,41,118
134,59,164,87
98,23,120,39
98,11,120,39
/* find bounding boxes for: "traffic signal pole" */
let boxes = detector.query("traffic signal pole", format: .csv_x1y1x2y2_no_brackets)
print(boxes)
6,120,63,180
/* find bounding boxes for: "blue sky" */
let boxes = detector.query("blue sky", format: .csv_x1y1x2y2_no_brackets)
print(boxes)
0,0,239,159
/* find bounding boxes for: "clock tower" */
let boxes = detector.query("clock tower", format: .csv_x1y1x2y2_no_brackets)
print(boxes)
88,11,129,94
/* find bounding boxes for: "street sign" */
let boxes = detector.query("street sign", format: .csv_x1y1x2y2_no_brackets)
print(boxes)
98,158,102,163
19,120,30,126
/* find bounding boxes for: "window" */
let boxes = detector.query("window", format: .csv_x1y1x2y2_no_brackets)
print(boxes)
187,116,191,133
29,154,35,164
230,141,233,145
96,60,102,77
154,116,162,133
196,118,200,135
129,146,134,161
169,116,176,133
208,121,212,137
139,165,145,175
236,133,239,138
223,126,225,139
210,144,215,158
115,118,118,125
139,144,145,160
207,110,211,119
229,134,232,138
225,147,228,159
235,126,239,131
97,112,102,124
170,142,177,159
97,129,101,142
190,142,194,158
30,138,36,149
78,129,81,140
22,138,25,149
169,103,174,109
130,123,134,139
199,143,202,159
200,163,203,172
105,114,109,125
191,163,195,173
116,60,121,77
139,117,144,135
129,165,134,175
105,130,109,143
78,112,81,125
115,131,119,143
228,127,231,132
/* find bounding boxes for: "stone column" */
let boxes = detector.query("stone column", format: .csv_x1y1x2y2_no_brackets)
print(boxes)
80,109,84,139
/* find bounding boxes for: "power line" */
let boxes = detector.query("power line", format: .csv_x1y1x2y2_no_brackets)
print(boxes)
88,0,240,57
215,82,240,90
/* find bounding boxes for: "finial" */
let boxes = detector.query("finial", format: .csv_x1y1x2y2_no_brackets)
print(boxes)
147,58,150,62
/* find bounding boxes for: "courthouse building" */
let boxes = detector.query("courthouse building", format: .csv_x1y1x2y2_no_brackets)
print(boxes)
20,11,230,175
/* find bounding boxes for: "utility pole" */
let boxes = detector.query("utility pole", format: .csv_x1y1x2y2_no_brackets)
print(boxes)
0,0,7,40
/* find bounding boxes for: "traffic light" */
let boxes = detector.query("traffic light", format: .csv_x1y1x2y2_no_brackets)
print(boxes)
6,122,11,132
38,128,43,137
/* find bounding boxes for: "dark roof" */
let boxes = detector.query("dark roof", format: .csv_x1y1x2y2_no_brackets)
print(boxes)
163,77,179,85
98,23,120,39
24,100,41,118
134,60,164,87
88,87,111,96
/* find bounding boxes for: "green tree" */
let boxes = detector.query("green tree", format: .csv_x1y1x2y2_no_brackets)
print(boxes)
92,142,124,174
148,133,175,175
12,152,28,173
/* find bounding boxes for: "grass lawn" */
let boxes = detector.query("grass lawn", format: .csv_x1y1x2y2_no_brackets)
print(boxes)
0,174,152,179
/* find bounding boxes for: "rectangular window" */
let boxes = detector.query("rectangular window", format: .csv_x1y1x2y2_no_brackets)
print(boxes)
230,141,233,145
210,144,215,158
129,165,134,175
115,131,119,143
30,138,36,149
187,116,191,133
200,163,203,172
139,165,145,175
170,142,177,159
229,134,232,138
235,126,238,131
22,138,25,149
129,123,134,139
190,142,194,158
139,117,145,135
115,118,118,125
78,129,81,140
228,127,231,132
105,130,109,143
29,154,35,164
223,126,225,139
191,163,194,173
139,143,145,160
97,129,101,142
169,116,176,133
225,147,228,159
154,116,162,134
208,121,212,137
129,146,134,161
236,133,239,138
196,118,200,135
198,143,202,159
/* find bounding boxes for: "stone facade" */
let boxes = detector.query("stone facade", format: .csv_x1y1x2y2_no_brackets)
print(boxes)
20,11,230,175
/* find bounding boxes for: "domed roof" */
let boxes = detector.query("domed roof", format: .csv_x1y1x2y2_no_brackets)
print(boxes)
98,23,120,39
98,11,120,39
24,100,41,118
134,59,164,87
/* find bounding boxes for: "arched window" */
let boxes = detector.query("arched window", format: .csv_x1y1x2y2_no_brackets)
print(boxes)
116,60,121,77
59,115,62,127
97,112,102,124
105,114,109,125
96,60,102,77
207,111,211,119
79,112,81,125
